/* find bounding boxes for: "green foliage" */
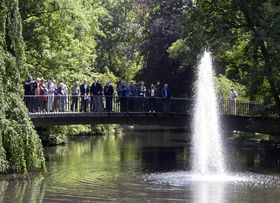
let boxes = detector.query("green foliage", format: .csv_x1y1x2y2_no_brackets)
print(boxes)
19,0,144,86
94,0,144,81
38,124,118,146
171,0,280,113
20,0,102,79
38,127,68,146
39,125,93,146
90,124,119,136
231,132,269,142
215,75,247,101
0,0,45,173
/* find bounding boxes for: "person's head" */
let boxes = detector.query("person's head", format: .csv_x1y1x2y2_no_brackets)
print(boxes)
140,81,144,86
121,80,126,85
59,83,64,87
61,79,65,84
164,83,168,89
27,75,32,81
36,78,41,83
49,77,54,82
106,80,110,86
231,88,234,92
84,80,87,84
93,77,97,82
74,81,78,86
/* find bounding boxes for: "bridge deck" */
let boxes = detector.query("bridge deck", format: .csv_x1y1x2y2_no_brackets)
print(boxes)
30,112,189,127
25,96,280,135
29,112,280,135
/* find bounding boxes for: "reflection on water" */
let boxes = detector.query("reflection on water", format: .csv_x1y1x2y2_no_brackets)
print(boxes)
0,176,45,203
0,130,280,202
193,181,225,203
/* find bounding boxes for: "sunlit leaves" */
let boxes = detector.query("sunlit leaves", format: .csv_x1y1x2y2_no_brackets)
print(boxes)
0,0,45,173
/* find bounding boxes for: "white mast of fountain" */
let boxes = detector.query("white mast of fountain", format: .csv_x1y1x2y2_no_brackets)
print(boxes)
192,51,225,175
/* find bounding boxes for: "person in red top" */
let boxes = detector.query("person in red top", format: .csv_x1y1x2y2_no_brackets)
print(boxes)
39,79,48,112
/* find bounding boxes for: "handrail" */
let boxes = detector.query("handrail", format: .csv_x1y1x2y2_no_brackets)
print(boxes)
23,95,263,116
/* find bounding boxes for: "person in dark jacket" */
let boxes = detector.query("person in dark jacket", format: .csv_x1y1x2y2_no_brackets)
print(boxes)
80,80,90,112
24,75,36,111
71,81,80,112
104,81,114,112
90,77,103,112
120,80,129,112
161,83,171,112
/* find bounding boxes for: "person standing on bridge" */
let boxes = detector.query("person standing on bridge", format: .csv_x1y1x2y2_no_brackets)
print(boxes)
39,79,48,112
229,88,238,115
71,81,80,112
120,80,129,112
47,77,56,112
90,77,97,112
57,82,67,112
24,75,36,112
34,78,41,112
90,77,103,112
80,80,90,112
128,81,136,112
161,83,171,113
104,81,114,112
138,81,146,112
149,84,156,113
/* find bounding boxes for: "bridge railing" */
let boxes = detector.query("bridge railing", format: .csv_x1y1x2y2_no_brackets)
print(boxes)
23,95,262,116
219,100,263,116
23,95,193,114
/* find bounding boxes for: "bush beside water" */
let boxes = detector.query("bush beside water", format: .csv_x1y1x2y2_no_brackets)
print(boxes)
38,125,119,146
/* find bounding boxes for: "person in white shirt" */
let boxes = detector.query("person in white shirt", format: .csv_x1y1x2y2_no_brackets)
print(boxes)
47,78,55,112
138,81,146,112
229,88,238,115
149,84,156,112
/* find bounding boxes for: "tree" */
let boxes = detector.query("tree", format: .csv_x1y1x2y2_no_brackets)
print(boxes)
169,0,280,113
19,0,103,82
94,0,144,81
136,0,194,96
0,0,45,173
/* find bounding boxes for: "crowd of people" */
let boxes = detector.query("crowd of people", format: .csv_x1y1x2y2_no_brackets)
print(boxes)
24,75,172,113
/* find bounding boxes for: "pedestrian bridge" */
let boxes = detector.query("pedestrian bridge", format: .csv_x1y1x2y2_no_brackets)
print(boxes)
25,96,280,135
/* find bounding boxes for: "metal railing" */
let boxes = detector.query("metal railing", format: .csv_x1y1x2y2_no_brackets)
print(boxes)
23,95,262,116
219,100,263,116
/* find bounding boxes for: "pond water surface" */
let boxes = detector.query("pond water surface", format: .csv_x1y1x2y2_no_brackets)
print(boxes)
1,130,280,202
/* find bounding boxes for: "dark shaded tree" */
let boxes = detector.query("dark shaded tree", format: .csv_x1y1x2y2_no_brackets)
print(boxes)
137,0,194,96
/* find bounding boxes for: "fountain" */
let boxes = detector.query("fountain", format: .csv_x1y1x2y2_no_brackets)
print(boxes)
145,51,280,203
192,51,225,175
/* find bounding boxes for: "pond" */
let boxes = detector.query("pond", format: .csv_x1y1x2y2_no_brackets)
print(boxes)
1,129,280,202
